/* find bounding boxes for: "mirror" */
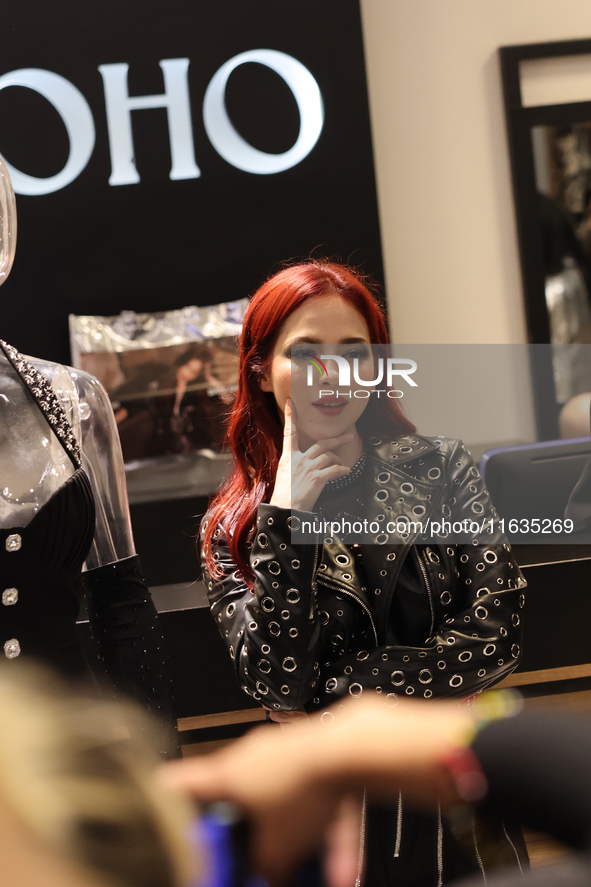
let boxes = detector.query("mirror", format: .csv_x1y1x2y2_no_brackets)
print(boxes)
500,40,591,438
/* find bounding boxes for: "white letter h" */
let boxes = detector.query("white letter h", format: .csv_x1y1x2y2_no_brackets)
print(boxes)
99,59,200,186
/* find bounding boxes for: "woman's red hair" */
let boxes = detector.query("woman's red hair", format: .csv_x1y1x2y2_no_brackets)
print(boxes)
201,260,416,586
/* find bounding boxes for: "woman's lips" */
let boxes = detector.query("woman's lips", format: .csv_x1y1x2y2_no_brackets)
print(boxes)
312,401,347,417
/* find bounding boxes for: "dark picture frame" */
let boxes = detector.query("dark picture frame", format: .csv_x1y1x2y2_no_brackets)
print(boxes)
500,38,591,440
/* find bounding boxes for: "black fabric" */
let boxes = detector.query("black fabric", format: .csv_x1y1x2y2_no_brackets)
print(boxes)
82,555,179,758
474,712,591,851
316,472,432,648
365,806,489,887
0,466,95,678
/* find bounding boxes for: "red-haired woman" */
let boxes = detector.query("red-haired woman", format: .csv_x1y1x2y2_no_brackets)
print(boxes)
200,261,528,886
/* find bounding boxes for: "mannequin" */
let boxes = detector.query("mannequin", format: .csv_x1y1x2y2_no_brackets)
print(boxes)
0,156,177,755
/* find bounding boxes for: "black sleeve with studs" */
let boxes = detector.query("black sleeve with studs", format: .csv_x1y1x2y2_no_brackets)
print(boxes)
201,505,324,710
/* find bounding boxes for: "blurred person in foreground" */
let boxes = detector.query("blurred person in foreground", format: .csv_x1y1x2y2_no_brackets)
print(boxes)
0,663,196,887
164,691,591,887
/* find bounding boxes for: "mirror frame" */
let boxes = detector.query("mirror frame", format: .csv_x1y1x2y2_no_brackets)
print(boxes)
499,38,591,440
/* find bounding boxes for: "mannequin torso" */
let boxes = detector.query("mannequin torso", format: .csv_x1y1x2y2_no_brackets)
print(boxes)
0,347,135,569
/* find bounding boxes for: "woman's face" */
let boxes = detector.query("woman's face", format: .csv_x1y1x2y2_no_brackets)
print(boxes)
259,293,374,448
176,357,203,385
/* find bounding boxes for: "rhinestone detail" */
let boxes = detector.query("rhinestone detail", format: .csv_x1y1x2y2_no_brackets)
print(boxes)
5,534,21,552
2,589,18,606
322,449,367,493
0,340,81,468
4,639,20,659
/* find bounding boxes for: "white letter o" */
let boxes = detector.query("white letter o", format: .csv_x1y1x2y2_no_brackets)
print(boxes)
0,69,95,195
203,49,324,174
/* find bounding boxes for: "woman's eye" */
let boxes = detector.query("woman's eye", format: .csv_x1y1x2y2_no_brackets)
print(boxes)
290,348,317,360
346,347,370,360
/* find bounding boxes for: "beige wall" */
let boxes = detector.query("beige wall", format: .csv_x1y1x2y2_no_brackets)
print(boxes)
359,0,591,345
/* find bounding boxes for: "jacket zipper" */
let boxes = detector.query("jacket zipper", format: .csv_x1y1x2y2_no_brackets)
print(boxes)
309,542,322,620
414,548,436,639
502,823,524,876
437,802,443,887
472,811,487,884
317,575,378,646
355,789,367,887
394,791,403,857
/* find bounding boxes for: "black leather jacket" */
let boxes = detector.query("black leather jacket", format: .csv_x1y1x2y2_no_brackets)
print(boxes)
201,435,526,713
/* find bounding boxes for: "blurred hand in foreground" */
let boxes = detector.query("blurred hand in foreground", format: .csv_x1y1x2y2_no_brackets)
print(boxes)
160,696,475,887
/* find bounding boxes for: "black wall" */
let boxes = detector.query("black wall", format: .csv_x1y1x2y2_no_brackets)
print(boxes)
0,0,384,364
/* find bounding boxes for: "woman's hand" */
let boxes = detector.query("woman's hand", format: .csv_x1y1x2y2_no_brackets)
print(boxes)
266,707,308,728
270,399,354,511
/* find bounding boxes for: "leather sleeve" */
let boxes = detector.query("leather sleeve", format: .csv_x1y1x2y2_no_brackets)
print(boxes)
314,442,526,707
315,541,524,706
82,554,179,758
201,506,324,710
